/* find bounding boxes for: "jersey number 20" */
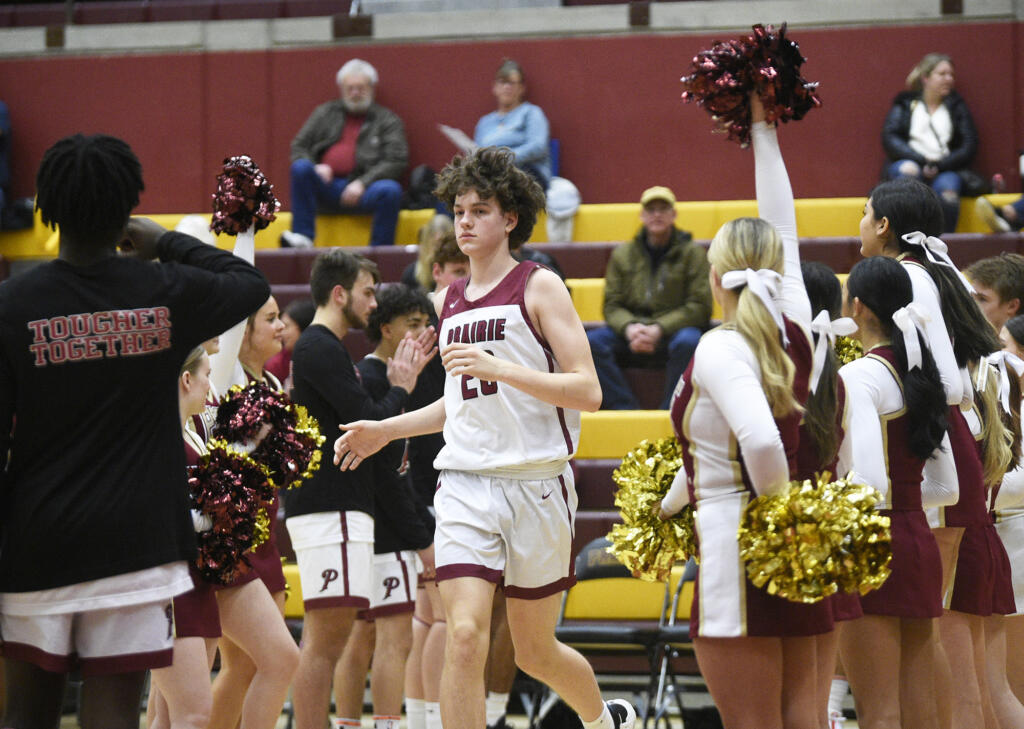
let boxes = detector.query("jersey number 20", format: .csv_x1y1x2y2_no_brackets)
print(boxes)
461,350,498,400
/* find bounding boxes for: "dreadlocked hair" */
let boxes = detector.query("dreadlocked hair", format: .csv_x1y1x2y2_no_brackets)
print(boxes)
869,177,1000,366
36,134,144,245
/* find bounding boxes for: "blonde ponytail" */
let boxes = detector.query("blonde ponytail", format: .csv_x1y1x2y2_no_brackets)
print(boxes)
709,217,800,418
973,359,1014,487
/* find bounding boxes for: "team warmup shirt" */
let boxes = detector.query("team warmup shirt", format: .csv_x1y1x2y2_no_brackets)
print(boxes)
285,324,409,518
0,232,269,592
435,261,580,478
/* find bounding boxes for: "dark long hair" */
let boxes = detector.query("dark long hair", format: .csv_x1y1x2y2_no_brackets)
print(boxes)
847,256,948,460
870,177,1000,366
800,261,842,468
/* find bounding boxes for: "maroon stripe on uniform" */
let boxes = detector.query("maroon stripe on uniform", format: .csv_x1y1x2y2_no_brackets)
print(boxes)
0,641,74,673
504,574,576,600
436,563,503,584
558,475,573,537
80,647,174,677
368,601,416,618
304,595,370,610
398,551,414,604
340,541,351,597
545,350,574,456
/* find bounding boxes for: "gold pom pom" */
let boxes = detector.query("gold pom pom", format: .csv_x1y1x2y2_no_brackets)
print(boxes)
250,508,271,550
835,335,864,365
606,437,697,582
738,473,892,603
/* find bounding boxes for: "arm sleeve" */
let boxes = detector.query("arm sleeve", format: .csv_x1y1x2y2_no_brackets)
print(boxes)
881,100,926,165
921,433,959,509
602,251,638,335
904,263,963,406
696,335,789,496
299,344,410,423
157,231,270,347
511,105,550,165
290,105,327,163
652,245,712,334
209,230,258,395
358,112,409,186
660,465,691,517
837,361,891,501
752,122,811,326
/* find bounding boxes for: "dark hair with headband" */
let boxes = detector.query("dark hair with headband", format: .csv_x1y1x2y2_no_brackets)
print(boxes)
870,178,999,366
847,256,948,460
800,261,842,470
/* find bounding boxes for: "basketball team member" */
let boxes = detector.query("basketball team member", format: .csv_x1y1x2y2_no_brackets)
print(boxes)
333,284,437,729
335,147,637,729
0,134,269,728
286,250,432,729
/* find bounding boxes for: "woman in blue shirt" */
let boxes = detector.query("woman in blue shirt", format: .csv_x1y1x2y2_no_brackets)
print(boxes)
474,59,552,189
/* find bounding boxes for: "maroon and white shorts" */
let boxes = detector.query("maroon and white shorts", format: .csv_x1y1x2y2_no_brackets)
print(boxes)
286,511,373,611
363,550,418,619
434,467,577,599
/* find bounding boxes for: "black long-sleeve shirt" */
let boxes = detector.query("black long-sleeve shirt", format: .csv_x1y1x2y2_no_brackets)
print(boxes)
0,232,269,591
284,324,408,518
356,355,434,554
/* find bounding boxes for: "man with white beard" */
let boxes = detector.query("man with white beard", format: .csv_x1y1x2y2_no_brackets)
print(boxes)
284,58,409,248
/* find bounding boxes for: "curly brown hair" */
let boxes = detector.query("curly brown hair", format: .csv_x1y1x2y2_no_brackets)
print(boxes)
433,146,546,250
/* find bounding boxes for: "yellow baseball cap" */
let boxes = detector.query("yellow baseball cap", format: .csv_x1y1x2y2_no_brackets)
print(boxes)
640,186,676,207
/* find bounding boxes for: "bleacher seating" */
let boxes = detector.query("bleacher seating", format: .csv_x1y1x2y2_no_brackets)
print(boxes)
0,0,352,27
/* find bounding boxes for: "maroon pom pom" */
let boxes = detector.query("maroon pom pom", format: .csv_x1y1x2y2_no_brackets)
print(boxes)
210,155,280,236
681,23,821,146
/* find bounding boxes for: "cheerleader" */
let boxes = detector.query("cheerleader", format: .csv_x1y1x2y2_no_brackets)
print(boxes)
206,294,298,729
659,99,829,729
835,256,956,729
860,177,1009,728
147,346,222,729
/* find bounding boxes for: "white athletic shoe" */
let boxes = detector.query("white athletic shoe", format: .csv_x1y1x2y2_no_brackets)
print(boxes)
827,709,845,728
976,197,1013,232
606,699,637,729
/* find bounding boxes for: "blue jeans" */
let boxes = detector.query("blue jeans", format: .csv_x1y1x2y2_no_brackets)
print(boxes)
886,160,963,232
587,325,702,410
290,159,402,246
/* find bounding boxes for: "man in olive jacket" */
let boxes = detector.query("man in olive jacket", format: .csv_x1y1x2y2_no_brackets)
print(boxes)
587,186,711,409
283,58,409,248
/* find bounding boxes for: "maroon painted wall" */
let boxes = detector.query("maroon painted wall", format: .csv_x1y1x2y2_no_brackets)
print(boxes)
0,21,1020,212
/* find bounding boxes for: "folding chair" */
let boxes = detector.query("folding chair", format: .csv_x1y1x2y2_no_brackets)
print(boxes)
649,558,698,729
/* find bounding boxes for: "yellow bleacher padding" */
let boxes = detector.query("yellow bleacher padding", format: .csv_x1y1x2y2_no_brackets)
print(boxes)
577,410,674,459
563,563,693,621
282,562,304,619
3,194,1018,260
568,278,723,323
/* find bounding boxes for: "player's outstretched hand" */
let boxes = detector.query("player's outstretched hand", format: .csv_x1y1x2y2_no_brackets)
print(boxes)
441,342,502,382
120,217,168,260
334,420,389,471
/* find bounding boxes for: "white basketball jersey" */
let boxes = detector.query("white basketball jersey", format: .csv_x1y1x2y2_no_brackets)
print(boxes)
434,261,580,477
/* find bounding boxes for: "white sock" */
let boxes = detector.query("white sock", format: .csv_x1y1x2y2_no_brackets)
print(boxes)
828,677,849,717
486,691,510,725
425,701,444,729
581,704,614,729
334,719,361,729
374,715,401,729
406,698,426,729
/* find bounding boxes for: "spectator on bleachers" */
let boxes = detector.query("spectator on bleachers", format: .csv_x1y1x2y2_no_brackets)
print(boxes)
474,59,551,190
882,53,978,233
402,214,455,292
587,185,710,410
283,59,409,249
977,195,1024,233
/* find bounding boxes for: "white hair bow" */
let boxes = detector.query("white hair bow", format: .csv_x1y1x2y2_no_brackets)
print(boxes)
891,303,931,371
983,351,1024,415
720,268,788,346
901,231,976,294
809,312,858,393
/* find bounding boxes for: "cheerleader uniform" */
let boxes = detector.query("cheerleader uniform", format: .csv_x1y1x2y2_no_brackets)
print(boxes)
994,443,1024,615
837,347,951,618
665,121,831,638
172,430,222,639
942,398,1015,616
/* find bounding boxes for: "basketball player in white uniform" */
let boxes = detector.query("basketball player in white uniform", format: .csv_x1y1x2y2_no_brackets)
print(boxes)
334,147,636,729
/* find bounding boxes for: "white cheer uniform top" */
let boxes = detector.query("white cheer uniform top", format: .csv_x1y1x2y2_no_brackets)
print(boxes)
434,261,580,479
